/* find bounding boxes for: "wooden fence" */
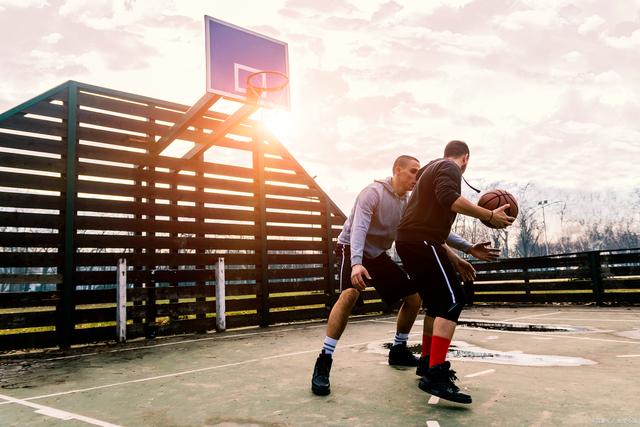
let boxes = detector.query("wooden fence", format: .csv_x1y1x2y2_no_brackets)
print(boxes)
467,248,640,305
1,82,638,352
0,81,368,351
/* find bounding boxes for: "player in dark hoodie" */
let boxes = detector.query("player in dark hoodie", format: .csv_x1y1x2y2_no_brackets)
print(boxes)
396,141,514,404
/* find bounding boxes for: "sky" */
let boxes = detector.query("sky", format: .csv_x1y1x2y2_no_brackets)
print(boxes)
1,0,639,223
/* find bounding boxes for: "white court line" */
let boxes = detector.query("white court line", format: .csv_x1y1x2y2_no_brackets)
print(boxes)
426,421,440,427
428,396,440,405
501,311,563,322
40,328,298,361
457,326,640,345
32,316,392,362
516,318,640,322
0,393,121,427
6,339,386,404
465,369,495,378
616,354,640,358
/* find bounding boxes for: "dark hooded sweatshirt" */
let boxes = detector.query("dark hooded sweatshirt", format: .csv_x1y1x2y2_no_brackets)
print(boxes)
396,158,462,244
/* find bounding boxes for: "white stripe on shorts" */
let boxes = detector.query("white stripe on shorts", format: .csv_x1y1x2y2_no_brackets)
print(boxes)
339,246,346,291
426,242,457,306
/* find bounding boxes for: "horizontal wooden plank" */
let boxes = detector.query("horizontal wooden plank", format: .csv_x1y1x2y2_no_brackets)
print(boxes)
0,232,61,247
0,114,66,137
0,211,64,229
76,180,257,208
475,269,590,281
264,184,320,199
76,197,256,222
0,291,59,308
0,192,63,210
75,234,258,251
267,253,327,264
269,280,327,293
269,307,327,324
75,216,257,235
0,310,57,329
472,280,594,293
225,313,260,329
603,279,640,290
265,197,323,213
269,293,327,308
605,266,640,276
23,100,67,120
76,162,256,194
0,132,66,155
473,255,589,271
265,225,325,238
0,274,62,285
0,330,57,351
0,252,62,267
0,171,64,192
267,240,326,251
473,293,594,303
267,267,327,280
265,211,325,225
601,292,640,303
0,152,65,173
75,252,257,267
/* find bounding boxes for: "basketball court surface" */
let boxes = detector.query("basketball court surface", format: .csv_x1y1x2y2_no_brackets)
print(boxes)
2,306,639,426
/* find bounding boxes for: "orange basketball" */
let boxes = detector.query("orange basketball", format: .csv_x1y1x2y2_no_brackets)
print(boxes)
478,189,518,228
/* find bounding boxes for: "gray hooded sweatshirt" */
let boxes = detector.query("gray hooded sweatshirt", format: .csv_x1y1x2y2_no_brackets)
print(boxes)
338,177,472,265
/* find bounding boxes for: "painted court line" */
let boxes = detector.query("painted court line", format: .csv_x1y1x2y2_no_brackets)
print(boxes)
40,328,298,362
8,339,386,404
456,326,640,345
0,393,121,427
616,354,640,358
34,316,389,362
524,317,640,322
465,369,495,378
501,311,562,322
428,396,440,405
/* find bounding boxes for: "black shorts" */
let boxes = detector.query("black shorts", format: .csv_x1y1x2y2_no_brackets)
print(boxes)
335,243,418,306
395,241,466,321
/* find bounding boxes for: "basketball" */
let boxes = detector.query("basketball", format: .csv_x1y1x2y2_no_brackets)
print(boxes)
478,189,519,228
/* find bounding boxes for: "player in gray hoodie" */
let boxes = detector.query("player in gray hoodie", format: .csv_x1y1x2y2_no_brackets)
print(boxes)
311,155,498,396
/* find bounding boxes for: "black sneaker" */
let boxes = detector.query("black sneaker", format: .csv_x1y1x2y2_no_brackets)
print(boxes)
418,361,472,404
388,343,419,367
416,355,430,377
311,351,332,396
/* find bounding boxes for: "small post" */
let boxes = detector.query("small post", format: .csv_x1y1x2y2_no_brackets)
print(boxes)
116,258,127,342
215,257,226,332
588,251,604,306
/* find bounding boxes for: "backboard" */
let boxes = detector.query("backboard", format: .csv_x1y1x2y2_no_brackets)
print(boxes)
205,16,290,110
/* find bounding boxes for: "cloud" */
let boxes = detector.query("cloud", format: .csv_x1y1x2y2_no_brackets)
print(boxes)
284,0,356,14
372,1,403,21
578,14,605,34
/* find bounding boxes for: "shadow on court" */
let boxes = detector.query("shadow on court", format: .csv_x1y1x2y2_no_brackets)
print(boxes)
1,306,640,427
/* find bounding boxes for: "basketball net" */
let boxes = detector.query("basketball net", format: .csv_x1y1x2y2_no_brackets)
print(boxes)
245,71,290,139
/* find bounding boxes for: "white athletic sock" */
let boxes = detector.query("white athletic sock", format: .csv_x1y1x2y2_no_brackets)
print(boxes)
393,332,409,346
322,336,338,355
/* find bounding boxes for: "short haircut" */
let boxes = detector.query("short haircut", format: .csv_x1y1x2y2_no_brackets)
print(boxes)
392,155,419,173
444,140,469,158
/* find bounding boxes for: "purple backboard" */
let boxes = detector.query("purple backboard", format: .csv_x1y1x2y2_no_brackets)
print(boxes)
205,16,290,110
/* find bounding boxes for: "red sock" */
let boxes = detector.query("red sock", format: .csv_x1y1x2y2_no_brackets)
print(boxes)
430,335,451,367
421,335,432,358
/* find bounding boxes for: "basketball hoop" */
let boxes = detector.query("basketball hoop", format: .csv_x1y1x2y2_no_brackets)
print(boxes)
246,70,289,104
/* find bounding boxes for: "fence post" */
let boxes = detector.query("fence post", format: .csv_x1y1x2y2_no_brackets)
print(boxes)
116,258,127,342
215,257,226,332
59,81,78,350
253,141,269,327
324,198,338,308
588,251,604,306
